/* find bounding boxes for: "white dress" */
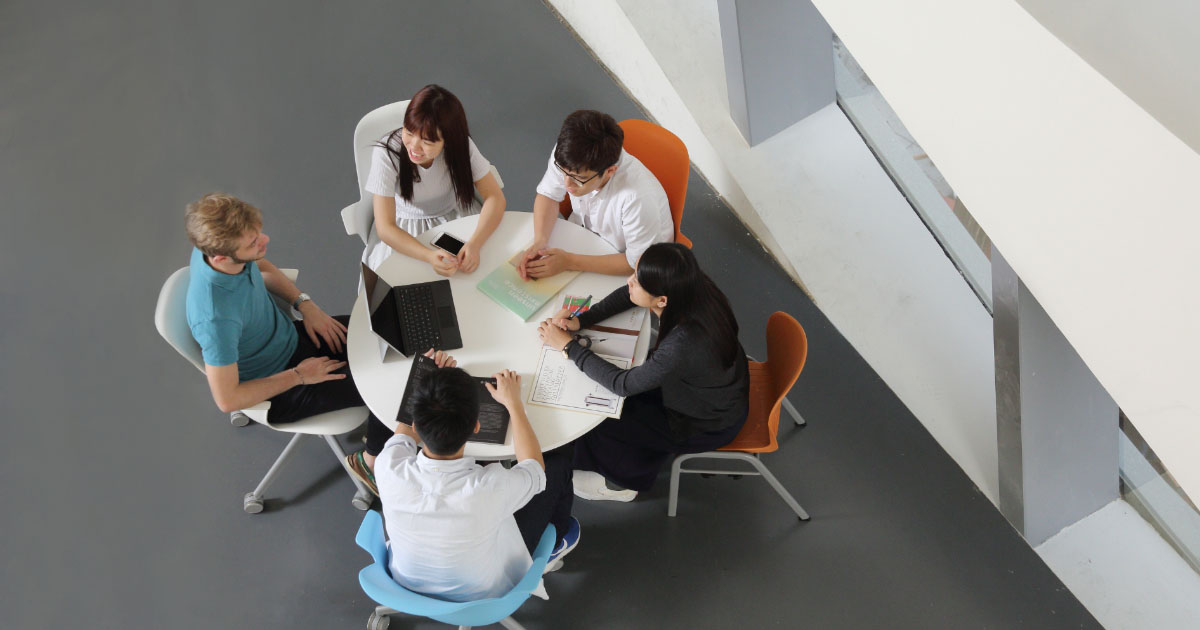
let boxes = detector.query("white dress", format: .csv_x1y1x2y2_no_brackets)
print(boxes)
363,133,493,270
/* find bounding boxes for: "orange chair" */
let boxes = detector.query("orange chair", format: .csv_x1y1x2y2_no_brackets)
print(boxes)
557,119,693,248
667,312,810,520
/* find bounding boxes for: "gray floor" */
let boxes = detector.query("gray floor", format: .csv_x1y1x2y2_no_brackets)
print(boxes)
0,1,1098,628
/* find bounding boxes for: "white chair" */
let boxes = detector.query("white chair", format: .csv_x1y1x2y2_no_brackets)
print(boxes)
340,99,504,245
155,267,374,514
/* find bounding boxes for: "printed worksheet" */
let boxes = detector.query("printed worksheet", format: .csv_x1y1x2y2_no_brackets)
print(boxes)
528,346,631,418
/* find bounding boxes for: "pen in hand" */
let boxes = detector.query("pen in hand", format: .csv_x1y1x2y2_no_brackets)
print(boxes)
568,294,592,319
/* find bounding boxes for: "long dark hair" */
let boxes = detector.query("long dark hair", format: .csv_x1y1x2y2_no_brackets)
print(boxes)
637,243,740,368
379,84,475,211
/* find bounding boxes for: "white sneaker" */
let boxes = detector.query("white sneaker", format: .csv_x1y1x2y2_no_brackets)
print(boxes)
572,470,637,502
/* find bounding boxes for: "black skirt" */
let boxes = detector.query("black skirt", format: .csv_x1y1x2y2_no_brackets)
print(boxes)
572,389,747,492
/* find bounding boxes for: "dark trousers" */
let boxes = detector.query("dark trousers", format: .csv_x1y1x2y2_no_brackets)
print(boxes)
573,389,746,492
266,316,391,456
513,444,575,552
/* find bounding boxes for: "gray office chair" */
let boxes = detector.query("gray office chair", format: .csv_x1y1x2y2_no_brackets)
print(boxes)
155,266,374,514
340,99,504,246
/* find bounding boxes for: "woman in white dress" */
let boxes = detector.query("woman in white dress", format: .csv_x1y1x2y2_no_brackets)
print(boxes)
364,84,506,274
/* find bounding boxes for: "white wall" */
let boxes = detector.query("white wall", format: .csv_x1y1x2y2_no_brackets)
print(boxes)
811,0,1200,504
1015,0,1200,155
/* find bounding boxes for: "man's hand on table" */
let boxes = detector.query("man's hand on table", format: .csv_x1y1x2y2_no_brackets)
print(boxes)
517,240,548,280
523,248,572,279
424,348,457,368
485,369,523,410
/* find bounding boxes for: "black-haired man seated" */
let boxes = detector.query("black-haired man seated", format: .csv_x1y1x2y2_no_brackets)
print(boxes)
518,109,674,280
374,350,579,601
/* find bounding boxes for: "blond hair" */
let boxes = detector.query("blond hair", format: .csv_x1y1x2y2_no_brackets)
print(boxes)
185,193,263,257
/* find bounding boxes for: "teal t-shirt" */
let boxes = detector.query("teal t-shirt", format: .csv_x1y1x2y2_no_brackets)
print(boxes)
185,248,298,381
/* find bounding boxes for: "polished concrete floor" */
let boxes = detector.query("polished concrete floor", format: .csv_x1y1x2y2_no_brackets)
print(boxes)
0,1,1098,628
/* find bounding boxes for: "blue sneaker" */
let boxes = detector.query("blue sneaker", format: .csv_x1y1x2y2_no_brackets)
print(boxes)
544,516,581,573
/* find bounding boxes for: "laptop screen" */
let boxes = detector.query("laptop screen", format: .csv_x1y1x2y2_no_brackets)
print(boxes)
360,263,405,354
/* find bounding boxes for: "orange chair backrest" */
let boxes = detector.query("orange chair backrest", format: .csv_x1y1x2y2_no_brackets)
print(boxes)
721,312,808,454
557,119,692,248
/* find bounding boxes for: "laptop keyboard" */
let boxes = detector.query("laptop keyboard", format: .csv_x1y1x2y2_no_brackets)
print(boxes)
396,283,441,353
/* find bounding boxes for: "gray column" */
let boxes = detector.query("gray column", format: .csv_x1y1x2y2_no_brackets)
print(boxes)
718,0,834,146
993,249,1119,546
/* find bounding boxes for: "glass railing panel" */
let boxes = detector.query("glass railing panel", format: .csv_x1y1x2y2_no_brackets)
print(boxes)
1120,412,1200,573
833,36,993,312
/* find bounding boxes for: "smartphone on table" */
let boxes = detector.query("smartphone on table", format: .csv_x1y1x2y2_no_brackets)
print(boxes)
432,232,465,257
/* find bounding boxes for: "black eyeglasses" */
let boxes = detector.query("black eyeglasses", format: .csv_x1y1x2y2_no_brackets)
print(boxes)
554,160,605,186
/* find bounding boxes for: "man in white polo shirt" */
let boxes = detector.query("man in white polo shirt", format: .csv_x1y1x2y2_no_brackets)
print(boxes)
518,110,674,280
374,352,579,602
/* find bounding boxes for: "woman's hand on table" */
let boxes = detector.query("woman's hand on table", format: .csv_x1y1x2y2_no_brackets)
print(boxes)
550,308,581,332
423,348,457,368
538,318,573,351
426,249,459,277
485,369,522,409
456,240,482,273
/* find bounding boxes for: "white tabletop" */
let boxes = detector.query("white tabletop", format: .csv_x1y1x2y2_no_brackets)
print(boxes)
347,212,651,459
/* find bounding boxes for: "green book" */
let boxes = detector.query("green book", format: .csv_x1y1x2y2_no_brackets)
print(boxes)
476,250,581,320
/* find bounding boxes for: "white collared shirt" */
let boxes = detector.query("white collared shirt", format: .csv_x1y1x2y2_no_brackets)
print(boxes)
536,148,674,268
374,434,546,602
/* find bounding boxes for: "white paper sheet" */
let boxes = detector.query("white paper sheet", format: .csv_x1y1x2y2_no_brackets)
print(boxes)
528,346,631,418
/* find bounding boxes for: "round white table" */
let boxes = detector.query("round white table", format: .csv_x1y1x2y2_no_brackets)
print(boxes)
347,212,651,459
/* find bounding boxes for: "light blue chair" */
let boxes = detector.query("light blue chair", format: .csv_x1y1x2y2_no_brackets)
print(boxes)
355,511,554,630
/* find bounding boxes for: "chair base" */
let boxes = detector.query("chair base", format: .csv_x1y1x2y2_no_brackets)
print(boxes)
782,397,806,427
243,432,373,514
369,606,525,630
669,451,809,521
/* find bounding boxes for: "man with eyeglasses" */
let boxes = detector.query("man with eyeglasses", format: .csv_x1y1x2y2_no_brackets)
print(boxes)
518,110,673,280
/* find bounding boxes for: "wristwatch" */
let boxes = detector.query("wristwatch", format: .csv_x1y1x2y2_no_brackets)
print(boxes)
291,292,312,310
562,334,591,360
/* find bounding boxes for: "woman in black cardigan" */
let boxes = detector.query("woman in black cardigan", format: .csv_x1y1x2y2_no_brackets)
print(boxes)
537,242,749,501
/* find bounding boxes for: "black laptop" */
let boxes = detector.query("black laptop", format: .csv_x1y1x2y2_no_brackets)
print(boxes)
360,263,463,358
395,354,511,445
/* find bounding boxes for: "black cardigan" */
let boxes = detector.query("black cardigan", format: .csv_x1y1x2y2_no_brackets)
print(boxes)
567,286,749,437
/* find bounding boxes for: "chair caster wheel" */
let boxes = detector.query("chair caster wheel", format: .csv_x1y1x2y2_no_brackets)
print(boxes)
243,493,264,514
352,495,372,511
230,412,251,427
367,611,390,630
